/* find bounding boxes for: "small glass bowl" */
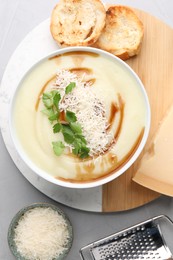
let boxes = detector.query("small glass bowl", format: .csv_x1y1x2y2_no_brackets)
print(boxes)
8,203,73,260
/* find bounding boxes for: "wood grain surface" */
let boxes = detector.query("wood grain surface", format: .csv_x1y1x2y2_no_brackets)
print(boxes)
102,9,173,212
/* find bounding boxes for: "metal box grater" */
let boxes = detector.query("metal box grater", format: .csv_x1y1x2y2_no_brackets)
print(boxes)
79,215,173,260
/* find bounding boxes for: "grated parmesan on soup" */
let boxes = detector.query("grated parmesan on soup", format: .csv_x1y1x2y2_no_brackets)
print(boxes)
53,69,114,157
14,207,71,260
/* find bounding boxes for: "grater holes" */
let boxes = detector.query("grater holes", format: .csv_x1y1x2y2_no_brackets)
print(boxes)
89,223,172,260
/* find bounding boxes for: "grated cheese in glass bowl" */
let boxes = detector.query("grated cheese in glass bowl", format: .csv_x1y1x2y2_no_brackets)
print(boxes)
8,203,73,260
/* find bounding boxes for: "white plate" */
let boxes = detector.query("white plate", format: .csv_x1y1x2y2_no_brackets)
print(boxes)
0,19,102,212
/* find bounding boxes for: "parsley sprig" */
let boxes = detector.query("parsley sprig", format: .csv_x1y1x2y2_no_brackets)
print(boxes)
41,83,90,158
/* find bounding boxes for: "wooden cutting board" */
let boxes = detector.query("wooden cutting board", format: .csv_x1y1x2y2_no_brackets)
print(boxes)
102,9,173,212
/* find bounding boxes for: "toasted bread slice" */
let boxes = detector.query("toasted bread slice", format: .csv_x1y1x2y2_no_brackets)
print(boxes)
94,5,144,60
50,0,106,47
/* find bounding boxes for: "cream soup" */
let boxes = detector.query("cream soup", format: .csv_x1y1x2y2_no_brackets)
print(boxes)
13,51,147,182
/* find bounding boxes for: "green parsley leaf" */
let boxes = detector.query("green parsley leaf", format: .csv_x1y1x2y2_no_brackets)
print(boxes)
72,138,89,158
75,134,87,145
63,133,75,144
65,82,76,94
41,88,90,158
52,141,65,156
72,146,79,155
62,124,73,134
65,110,77,123
42,92,52,99
53,92,61,110
48,112,59,122
70,122,82,134
51,90,59,96
79,146,90,158
72,139,83,155
42,93,54,108
62,125,75,144
41,108,55,117
42,90,60,109
53,123,62,133
73,138,82,148
80,137,87,145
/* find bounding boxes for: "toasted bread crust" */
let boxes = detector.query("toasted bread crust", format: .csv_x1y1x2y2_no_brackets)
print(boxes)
50,0,106,46
94,5,144,60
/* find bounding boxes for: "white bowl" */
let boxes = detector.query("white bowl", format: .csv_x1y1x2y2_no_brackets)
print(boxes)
9,46,150,189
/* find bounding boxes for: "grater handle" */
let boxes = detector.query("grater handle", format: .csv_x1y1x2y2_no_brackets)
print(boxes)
153,214,173,226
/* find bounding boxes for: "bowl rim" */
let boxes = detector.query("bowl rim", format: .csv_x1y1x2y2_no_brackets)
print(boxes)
7,203,73,260
9,46,151,189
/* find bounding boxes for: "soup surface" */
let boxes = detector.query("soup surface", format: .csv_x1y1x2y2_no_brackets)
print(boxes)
13,51,147,182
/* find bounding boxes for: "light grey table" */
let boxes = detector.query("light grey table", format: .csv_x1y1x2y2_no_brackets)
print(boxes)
1,1,173,259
